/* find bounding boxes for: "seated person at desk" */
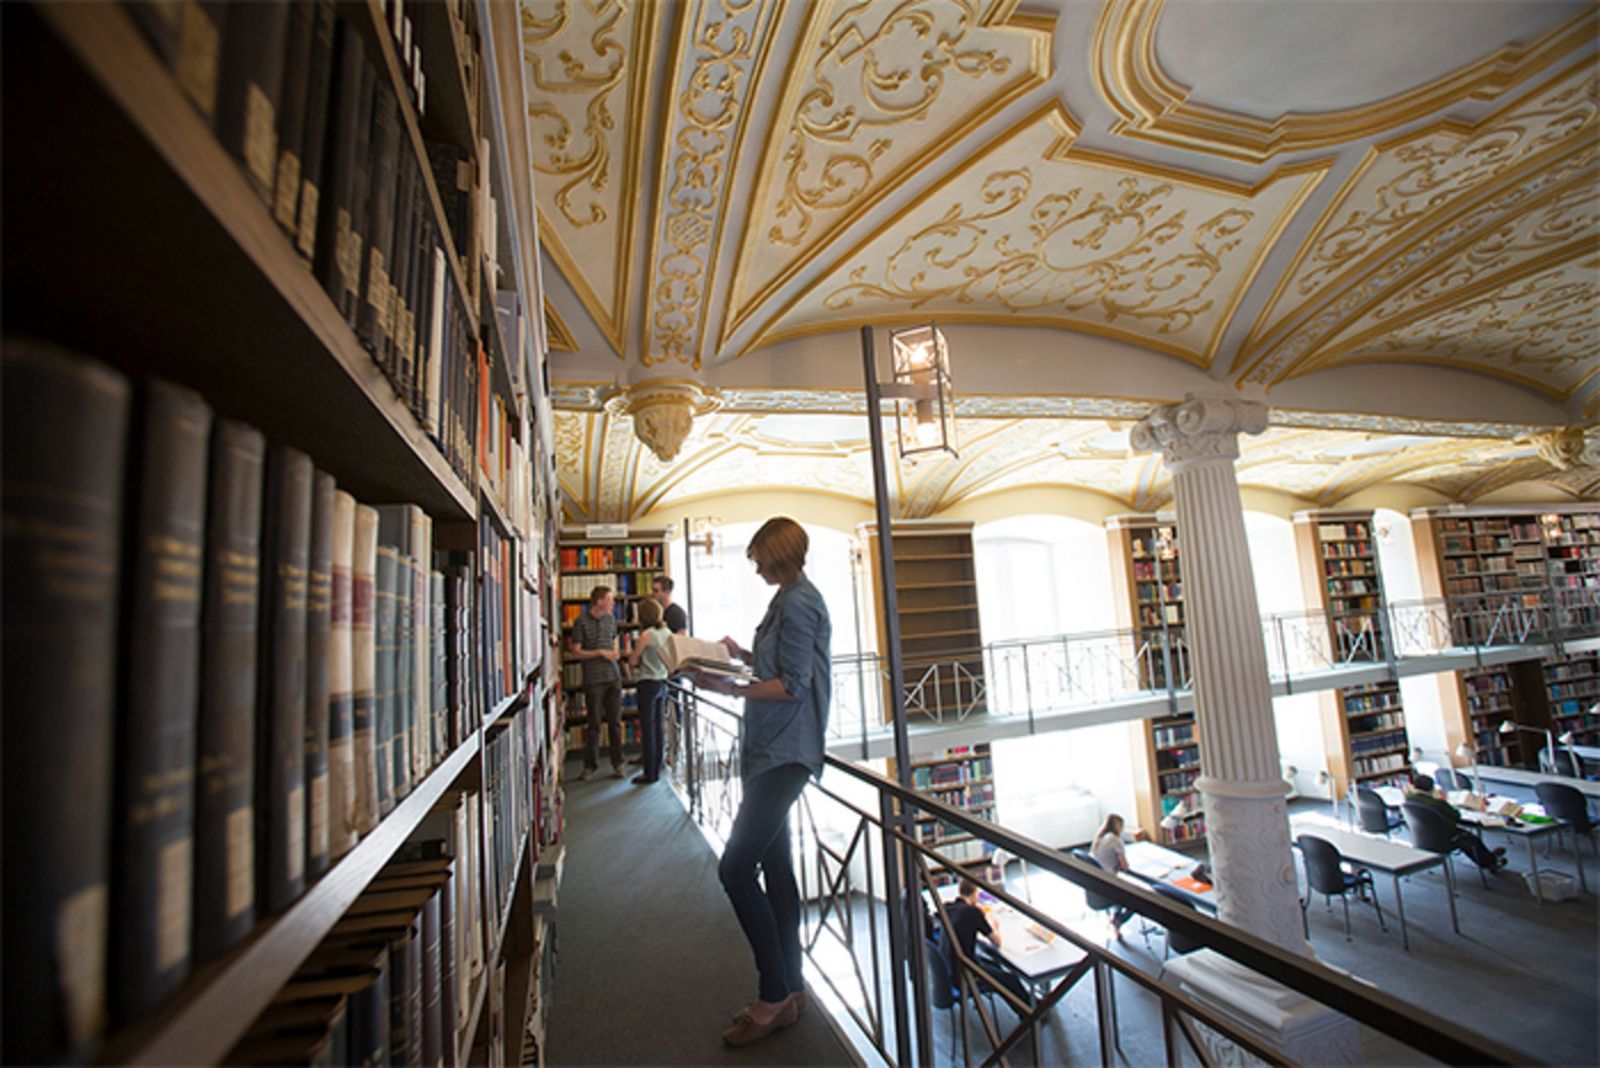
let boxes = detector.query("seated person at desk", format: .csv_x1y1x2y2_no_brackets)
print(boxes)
1405,773,1507,871
943,880,1034,1011
1090,814,1142,939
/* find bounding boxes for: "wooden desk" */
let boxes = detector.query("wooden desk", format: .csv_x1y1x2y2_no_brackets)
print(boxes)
1290,814,1455,950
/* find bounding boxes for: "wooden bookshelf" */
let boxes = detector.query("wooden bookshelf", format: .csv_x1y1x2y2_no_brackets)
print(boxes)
1,3,565,1064
1412,504,1600,645
859,519,988,720
1543,650,1600,745
900,744,998,886
557,527,670,755
1106,515,1204,845
1432,660,1550,771
1291,511,1408,795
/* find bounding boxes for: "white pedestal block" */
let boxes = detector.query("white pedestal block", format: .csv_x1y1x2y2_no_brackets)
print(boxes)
1160,949,1363,1065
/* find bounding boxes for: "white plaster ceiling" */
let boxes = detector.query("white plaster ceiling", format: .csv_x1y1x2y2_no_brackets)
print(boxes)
523,0,1600,517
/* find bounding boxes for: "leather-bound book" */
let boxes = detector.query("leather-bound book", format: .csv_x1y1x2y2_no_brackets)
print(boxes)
272,0,314,239
257,445,312,915
351,504,380,833
313,19,366,318
358,82,401,357
327,491,358,860
430,572,448,760
112,379,213,1024
375,543,398,816
304,471,335,879
420,890,444,1068
176,2,227,125
295,1,337,263
1,341,130,1063
215,0,289,207
387,156,418,385
194,419,265,963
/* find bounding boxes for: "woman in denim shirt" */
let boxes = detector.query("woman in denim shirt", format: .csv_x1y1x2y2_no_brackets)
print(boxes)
694,517,831,1045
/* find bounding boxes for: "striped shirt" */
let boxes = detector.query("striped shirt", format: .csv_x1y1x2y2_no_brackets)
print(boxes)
570,610,619,685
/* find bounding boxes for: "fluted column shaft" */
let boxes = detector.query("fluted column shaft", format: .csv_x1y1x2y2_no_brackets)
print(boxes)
1132,396,1307,953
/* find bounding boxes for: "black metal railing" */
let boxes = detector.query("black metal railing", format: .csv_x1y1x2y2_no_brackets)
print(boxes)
660,682,1536,1067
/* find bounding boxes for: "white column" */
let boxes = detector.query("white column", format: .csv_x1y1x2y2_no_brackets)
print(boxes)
1130,395,1307,952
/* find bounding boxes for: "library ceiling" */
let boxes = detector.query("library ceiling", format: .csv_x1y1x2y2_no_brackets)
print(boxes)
527,0,1600,510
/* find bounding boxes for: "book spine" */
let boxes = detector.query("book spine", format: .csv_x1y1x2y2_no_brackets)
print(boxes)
393,543,415,800
412,508,433,778
1,342,130,1063
408,913,426,1068
421,891,443,1068
113,379,212,1023
424,247,446,436
304,470,335,879
431,572,448,760
387,917,417,1067
258,445,312,916
328,491,358,860
352,505,381,834
359,83,401,356
176,2,227,126
347,945,392,1066
194,419,265,963
214,0,289,207
295,0,337,262
375,544,398,816
314,18,366,318
388,156,417,385
437,868,457,1067
272,0,314,238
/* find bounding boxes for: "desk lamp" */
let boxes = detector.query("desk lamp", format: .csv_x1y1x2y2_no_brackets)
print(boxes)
1454,741,1485,797
1314,770,1339,820
1498,719,1556,775
1558,729,1582,778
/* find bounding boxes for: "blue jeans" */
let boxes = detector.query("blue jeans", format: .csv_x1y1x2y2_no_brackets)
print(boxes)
718,763,811,1003
635,679,665,780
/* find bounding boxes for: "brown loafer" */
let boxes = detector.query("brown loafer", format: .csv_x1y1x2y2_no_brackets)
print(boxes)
722,996,799,1045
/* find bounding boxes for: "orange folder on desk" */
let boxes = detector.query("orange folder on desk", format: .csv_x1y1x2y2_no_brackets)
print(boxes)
1173,875,1212,894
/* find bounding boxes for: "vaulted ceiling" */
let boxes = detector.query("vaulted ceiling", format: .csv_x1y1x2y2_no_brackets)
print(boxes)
521,0,1600,521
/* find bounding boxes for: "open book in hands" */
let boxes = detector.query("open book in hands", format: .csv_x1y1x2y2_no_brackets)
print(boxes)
664,634,756,680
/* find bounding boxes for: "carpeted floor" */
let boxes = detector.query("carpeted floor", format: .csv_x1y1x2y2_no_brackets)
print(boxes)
545,764,856,1067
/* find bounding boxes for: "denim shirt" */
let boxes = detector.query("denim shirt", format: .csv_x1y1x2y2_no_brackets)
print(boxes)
743,573,831,782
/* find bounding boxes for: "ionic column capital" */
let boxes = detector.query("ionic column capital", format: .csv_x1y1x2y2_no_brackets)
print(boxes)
1130,395,1268,468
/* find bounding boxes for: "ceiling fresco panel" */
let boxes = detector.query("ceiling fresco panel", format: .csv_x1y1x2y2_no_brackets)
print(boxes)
749,105,1327,365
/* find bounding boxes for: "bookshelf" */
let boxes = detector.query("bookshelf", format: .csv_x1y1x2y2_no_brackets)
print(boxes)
557,527,670,756
1412,504,1600,645
1107,516,1204,846
1543,650,1600,745
1292,511,1408,795
858,520,987,720
0,3,563,1065
901,744,998,886
1430,660,1550,771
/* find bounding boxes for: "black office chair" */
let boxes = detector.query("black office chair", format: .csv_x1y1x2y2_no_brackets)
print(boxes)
1402,800,1485,891
1072,849,1116,916
1297,834,1386,941
925,936,970,1058
1433,767,1461,792
1150,882,1204,959
1535,781,1598,887
1355,787,1402,837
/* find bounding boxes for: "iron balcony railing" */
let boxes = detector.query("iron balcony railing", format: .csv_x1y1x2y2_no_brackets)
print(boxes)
829,590,1600,745
657,683,1533,1067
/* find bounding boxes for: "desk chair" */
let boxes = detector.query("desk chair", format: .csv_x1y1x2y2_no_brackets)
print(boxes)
1355,787,1402,837
1535,781,1597,890
926,935,1001,1060
1402,801,1484,892
1297,835,1386,942
1150,882,1204,960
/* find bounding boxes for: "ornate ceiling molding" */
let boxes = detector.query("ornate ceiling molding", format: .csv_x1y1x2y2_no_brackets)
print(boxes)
1235,63,1600,386
642,0,783,370
1091,0,1596,164
747,104,1327,364
520,0,662,356
721,0,1053,346
602,378,724,462
545,300,577,351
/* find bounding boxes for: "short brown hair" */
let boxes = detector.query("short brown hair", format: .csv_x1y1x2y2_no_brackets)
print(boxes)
588,585,612,605
957,878,979,899
748,517,807,583
637,597,662,627
652,575,674,594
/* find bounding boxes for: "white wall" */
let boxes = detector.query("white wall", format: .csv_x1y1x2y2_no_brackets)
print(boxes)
991,726,1134,849
973,515,1117,640
1244,512,1306,616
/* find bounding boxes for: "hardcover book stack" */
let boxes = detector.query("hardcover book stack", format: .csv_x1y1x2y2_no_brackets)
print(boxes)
0,342,482,1060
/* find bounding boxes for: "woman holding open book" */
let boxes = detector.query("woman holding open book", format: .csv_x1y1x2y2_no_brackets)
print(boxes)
627,598,671,784
692,517,831,1046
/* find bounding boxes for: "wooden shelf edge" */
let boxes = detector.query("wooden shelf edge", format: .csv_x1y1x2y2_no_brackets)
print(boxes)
33,2,476,521
118,734,481,1066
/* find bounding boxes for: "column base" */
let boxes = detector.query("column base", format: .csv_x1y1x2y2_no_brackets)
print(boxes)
1159,950,1363,1065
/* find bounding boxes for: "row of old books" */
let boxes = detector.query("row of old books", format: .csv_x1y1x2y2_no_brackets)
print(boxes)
0,341,487,1063
125,0,484,488
478,515,536,726
227,790,486,1067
